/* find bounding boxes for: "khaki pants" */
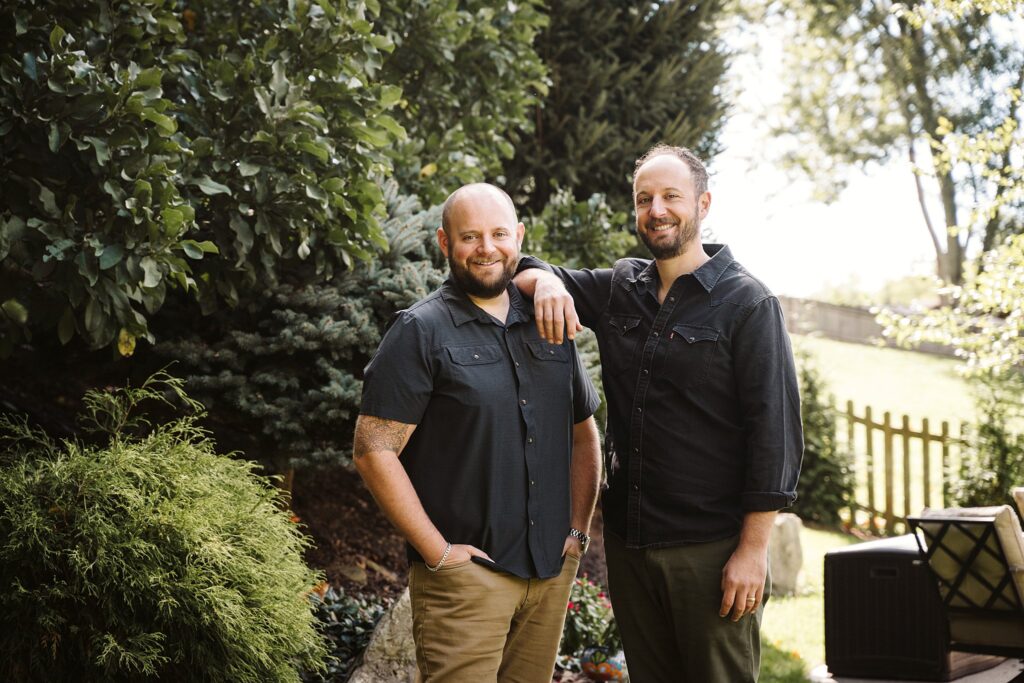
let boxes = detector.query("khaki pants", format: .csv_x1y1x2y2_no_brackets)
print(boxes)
604,532,770,683
409,554,580,683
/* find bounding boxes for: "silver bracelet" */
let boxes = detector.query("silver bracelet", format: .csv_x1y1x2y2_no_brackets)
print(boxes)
427,542,452,572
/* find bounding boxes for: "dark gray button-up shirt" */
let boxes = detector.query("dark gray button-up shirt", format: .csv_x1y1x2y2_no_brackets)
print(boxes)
360,278,599,578
519,245,802,548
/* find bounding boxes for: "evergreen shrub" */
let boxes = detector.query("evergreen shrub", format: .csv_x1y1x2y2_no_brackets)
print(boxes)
0,373,327,681
155,182,446,470
792,347,855,527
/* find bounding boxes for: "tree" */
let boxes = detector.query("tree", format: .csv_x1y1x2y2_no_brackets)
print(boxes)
376,0,548,206
767,0,1024,284
0,0,402,354
503,0,730,216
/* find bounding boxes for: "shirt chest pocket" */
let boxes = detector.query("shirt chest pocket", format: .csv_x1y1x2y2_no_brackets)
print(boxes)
524,340,571,390
602,313,643,376
660,323,720,388
443,344,506,400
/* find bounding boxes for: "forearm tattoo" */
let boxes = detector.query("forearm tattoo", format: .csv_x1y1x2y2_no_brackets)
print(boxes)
353,415,412,459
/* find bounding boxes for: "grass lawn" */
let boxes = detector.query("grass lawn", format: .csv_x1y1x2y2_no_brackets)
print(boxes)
792,334,975,424
793,334,977,522
760,525,862,682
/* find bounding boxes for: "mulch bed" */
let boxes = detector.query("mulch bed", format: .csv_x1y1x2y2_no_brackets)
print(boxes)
290,464,610,598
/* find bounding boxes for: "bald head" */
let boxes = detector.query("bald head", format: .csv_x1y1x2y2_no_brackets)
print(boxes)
441,183,518,235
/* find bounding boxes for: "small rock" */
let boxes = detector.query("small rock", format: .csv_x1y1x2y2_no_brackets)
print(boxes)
770,513,804,597
348,587,418,683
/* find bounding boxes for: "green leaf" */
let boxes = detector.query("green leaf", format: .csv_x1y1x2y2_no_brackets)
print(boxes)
58,307,75,345
191,176,232,196
135,67,163,89
140,256,161,287
270,60,288,100
181,240,203,259
38,185,59,217
48,123,61,153
1,299,28,325
238,161,261,177
296,140,329,162
83,135,110,165
49,25,66,52
141,110,176,135
99,244,124,270
22,53,37,82
161,207,185,236
380,84,402,108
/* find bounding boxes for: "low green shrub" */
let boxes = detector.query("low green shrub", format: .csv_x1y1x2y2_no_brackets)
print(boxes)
300,586,390,683
792,348,855,527
953,375,1024,508
557,575,623,671
0,373,326,681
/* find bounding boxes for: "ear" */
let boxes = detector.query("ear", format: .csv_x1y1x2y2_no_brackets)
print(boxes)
698,191,711,219
436,226,449,258
515,221,525,248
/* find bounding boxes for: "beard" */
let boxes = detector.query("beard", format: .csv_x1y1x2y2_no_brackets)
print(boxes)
448,253,517,299
638,213,701,260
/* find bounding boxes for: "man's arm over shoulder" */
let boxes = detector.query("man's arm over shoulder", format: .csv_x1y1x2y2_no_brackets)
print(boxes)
514,255,614,343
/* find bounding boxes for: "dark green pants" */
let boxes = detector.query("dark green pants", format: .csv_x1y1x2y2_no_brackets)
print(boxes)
604,532,770,683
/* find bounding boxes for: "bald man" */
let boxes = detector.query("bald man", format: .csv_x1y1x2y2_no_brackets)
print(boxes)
354,183,602,682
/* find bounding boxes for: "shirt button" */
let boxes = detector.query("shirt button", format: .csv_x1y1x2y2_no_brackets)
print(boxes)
669,296,676,303
549,349,554,355
530,480,535,486
473,353,480,359
527,436,534,444
636,407,642,413
689,336,696,342
520,399,527,405
530,519,535,526
642,369,649,375
515,361,520,367
633,447,639,453
633,484,640,491
652,331,659,337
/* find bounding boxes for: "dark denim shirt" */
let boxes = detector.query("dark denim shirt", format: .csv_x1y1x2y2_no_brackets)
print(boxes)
360,278,600,578
519,245,802,548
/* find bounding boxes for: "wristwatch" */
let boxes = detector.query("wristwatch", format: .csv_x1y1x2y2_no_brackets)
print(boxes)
569,528,590,555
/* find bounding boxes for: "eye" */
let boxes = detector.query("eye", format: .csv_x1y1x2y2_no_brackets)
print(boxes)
666,193,679,200
636,196,651,206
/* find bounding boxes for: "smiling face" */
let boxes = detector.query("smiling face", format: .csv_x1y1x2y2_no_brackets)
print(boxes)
633,154,710,260
437,184,524,301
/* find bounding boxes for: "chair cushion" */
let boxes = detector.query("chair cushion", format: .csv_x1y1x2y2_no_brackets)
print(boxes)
918,505,1024,610
1013,487,1024,521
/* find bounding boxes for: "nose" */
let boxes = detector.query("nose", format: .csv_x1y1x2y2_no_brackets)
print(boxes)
477,234,496,253
649,196,667,217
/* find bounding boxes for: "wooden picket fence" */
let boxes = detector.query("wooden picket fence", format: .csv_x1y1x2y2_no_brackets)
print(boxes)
834,400,969,536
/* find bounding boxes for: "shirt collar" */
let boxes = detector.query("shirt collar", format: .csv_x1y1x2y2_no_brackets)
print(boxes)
440,277,531,327
629,243,734,294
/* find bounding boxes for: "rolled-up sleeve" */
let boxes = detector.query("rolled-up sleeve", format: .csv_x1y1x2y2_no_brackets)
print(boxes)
733,295,803,511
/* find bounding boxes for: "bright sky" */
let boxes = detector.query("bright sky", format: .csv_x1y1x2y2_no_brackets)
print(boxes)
703,18,939,298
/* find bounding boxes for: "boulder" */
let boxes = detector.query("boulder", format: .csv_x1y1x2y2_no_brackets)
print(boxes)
348,587,418,683
770,513,804,597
